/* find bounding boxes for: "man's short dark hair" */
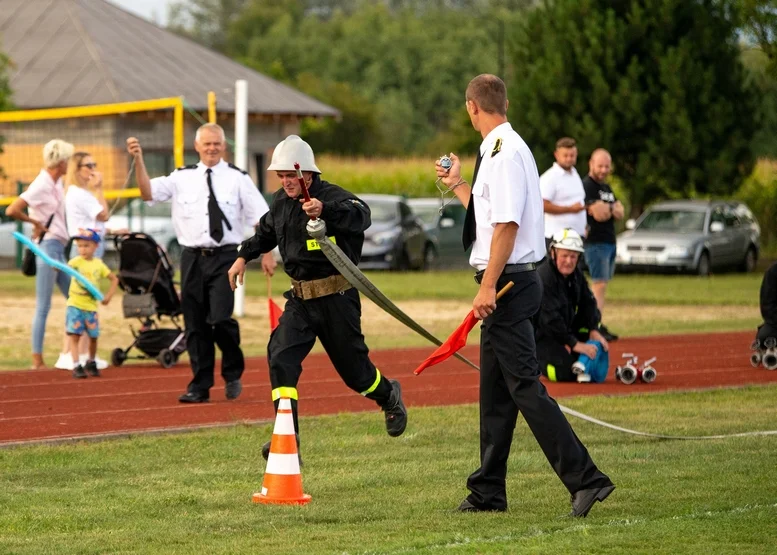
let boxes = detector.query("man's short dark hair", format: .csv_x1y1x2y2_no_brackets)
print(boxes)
466,74,507,116
555,137,576,150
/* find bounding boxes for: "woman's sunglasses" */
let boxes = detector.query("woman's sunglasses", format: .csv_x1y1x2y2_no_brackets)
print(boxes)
79,162,97,169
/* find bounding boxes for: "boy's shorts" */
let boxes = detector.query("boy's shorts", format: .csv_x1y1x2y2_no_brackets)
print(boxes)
66,306,100,338
584,242,617,281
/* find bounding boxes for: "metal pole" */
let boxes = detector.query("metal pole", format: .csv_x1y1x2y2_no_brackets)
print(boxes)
234,79,248,317
208,91,217,124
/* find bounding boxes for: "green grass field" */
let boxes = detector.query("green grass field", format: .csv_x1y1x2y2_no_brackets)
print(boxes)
1,386,776,554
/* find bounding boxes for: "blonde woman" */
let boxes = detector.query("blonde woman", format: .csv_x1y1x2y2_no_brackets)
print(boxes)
6,140,73,370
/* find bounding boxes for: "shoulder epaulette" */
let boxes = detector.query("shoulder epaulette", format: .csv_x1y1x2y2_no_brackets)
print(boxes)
174,164,198,171
228,162,249,175
491,138,502,158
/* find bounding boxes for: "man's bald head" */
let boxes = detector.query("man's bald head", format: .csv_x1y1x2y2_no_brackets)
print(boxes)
589,148,612,182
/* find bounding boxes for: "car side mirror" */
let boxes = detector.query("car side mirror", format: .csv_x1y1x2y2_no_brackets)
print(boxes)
440,217,455,229
625,219,636,230
710,221,724,233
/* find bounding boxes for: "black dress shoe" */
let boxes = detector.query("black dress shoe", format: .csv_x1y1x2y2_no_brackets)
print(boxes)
457,498,506,513
569,484,615,517
599,324,619,342
225,380,242,400
178,391,209,403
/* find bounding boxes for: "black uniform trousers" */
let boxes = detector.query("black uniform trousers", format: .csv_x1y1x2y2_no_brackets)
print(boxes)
537,328,591,383
180,247,244,396
537,341,579,383
267,287,392,433
465,270,611,511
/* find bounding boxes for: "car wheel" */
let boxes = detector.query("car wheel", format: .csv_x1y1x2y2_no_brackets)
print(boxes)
740,247,757,273
166,240,182,266
696,251,711,276
421,243,438,271
393,248,410,271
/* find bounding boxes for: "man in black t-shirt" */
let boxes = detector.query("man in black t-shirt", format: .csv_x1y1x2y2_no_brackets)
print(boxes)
582,149,624,341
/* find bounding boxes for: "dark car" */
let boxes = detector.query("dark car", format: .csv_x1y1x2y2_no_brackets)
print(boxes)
615,200,760,275
407,197,469,268
358,194,433,271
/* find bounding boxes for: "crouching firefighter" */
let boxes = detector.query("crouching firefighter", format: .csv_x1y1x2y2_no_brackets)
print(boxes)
228,135,408,460
536,228,610,383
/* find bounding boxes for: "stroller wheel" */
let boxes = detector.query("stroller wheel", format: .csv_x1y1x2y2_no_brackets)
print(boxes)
158,348,175,369
111,348,126,367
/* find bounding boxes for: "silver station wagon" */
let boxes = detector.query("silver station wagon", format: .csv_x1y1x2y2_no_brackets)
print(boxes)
615,200,760,275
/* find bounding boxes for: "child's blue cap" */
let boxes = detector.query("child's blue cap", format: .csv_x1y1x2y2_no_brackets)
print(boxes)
74,228,101,243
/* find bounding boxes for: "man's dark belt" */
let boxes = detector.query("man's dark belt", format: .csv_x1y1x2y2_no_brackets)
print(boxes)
290,274,352,300
474,262,537,284
184,244,238,256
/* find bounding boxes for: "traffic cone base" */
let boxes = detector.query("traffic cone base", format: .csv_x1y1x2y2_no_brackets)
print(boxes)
252,397,311,505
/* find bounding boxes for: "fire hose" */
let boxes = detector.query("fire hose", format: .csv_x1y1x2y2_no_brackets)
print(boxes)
294,164,478,371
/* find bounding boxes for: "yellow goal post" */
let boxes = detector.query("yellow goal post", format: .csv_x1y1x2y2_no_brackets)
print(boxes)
0,97,186,207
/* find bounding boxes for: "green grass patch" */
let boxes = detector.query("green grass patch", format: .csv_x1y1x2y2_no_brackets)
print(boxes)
0,264,764,305
1,386,776,553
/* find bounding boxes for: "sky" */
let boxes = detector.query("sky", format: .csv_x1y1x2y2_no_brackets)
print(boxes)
107,0,176,26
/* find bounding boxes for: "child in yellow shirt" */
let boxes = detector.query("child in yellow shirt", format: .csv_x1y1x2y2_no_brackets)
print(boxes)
67,229,119,379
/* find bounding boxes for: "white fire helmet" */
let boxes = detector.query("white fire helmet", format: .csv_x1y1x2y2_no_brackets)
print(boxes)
550,228,585,253
267,135,321,173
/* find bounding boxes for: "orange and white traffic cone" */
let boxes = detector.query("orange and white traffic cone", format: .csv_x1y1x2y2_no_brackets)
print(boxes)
252,397,311,505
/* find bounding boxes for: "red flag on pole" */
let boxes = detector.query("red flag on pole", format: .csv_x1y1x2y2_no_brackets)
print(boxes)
267,275,283,331
268,298,283,331
413,281,515,376
413,312,479,375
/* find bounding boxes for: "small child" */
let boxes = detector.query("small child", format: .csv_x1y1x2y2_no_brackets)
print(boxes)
66,229,119,379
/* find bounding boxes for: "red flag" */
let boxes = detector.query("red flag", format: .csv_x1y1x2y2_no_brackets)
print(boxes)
268,298,283,331
413,312,479,375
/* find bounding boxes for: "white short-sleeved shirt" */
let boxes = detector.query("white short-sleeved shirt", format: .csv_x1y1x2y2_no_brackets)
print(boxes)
539,162,587,238
148,159,269,248
19,169,68,244
65,185,106,239
469,122,546,270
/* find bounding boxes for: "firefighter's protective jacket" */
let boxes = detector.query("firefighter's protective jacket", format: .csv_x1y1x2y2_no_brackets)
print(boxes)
239,175,371,281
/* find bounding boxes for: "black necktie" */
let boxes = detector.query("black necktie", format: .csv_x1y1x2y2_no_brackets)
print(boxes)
206,168,231,243
462,150,484,251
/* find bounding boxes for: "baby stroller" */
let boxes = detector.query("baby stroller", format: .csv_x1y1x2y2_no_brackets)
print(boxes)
110,232,187,369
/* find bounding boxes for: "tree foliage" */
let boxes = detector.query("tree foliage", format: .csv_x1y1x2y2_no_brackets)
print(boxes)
0,51,14,178
508,0,757,213
738,0,777,76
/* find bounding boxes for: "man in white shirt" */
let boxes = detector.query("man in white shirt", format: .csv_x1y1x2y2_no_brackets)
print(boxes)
435,74,613,518
539,137,587,250
127,124,276,403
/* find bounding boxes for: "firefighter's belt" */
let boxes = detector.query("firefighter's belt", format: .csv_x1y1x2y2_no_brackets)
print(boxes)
290,274,352,300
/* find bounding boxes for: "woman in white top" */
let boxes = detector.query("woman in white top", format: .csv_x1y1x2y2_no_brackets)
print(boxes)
65,152,110,257
56,152,121,370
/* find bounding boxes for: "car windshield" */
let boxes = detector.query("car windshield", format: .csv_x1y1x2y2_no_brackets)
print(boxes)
637,209,706,233
410,204,439,226
367,200,399,224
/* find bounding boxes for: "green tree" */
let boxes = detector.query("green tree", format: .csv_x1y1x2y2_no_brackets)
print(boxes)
508,0,756,214
295,73,384,155
738,0,777,76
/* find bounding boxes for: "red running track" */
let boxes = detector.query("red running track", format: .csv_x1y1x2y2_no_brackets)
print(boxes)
1,331,775,446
